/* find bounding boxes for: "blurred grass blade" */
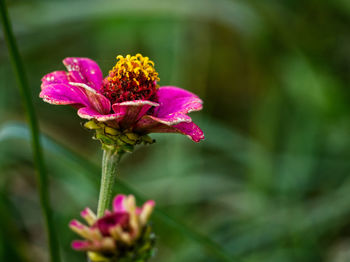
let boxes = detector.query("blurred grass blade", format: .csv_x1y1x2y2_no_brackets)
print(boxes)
154,208,235,262
0,191,31,262
0,2,60,262
8,0,259,36
0,122,234,262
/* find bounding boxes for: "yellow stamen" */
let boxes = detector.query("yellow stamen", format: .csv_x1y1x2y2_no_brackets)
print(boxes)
111,54,160,83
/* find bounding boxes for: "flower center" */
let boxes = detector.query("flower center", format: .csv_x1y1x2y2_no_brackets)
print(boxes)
101,54,160,104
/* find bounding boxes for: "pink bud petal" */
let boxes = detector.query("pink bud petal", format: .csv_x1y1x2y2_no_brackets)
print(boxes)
113,194,128,212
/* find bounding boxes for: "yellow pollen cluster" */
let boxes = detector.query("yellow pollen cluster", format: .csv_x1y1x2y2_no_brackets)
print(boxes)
107,54,160,84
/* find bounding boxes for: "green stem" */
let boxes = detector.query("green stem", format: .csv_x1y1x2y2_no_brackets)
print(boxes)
0,2,60,262
97,149,122,217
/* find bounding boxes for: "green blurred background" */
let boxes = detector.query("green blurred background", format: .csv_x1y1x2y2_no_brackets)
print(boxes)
1,0,350,261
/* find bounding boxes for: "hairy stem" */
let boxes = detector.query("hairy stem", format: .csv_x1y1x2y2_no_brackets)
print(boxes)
97,149,123,217
0,1,60,262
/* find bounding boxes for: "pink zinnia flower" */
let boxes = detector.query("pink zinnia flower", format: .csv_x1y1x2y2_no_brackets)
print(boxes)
40,54,204,143
70,194,155,260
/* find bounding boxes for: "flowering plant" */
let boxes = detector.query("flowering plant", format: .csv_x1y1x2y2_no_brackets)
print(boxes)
40,54,204,152
70,194,155,262
39,54,204,261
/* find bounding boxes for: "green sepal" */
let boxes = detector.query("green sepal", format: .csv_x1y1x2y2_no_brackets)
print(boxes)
105,126,121,136
84,120,101,130
96,133,115,145
83,120,155,154
141,135,155,144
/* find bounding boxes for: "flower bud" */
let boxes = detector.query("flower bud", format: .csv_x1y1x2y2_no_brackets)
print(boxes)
70,194,156,262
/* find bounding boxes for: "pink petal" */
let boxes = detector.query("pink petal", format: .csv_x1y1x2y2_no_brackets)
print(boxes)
133,86,204,142
69,82,111,114
112,100,159,129
135,86,202,129
136,200,155,215
174,122,205,142
69,219,85,230
139,200,155,225
81,208,97,226
78,107,122,121
41,71,69,89
138,121,204,142
145,200,155,207
72,240,91,251
72,239,115,252
136,113,192,129
81,208,93,218
113,194,127,212
156,86,203,117
95,212,130,236
41,70,111,114
39,83,90,106
63,57,103,91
